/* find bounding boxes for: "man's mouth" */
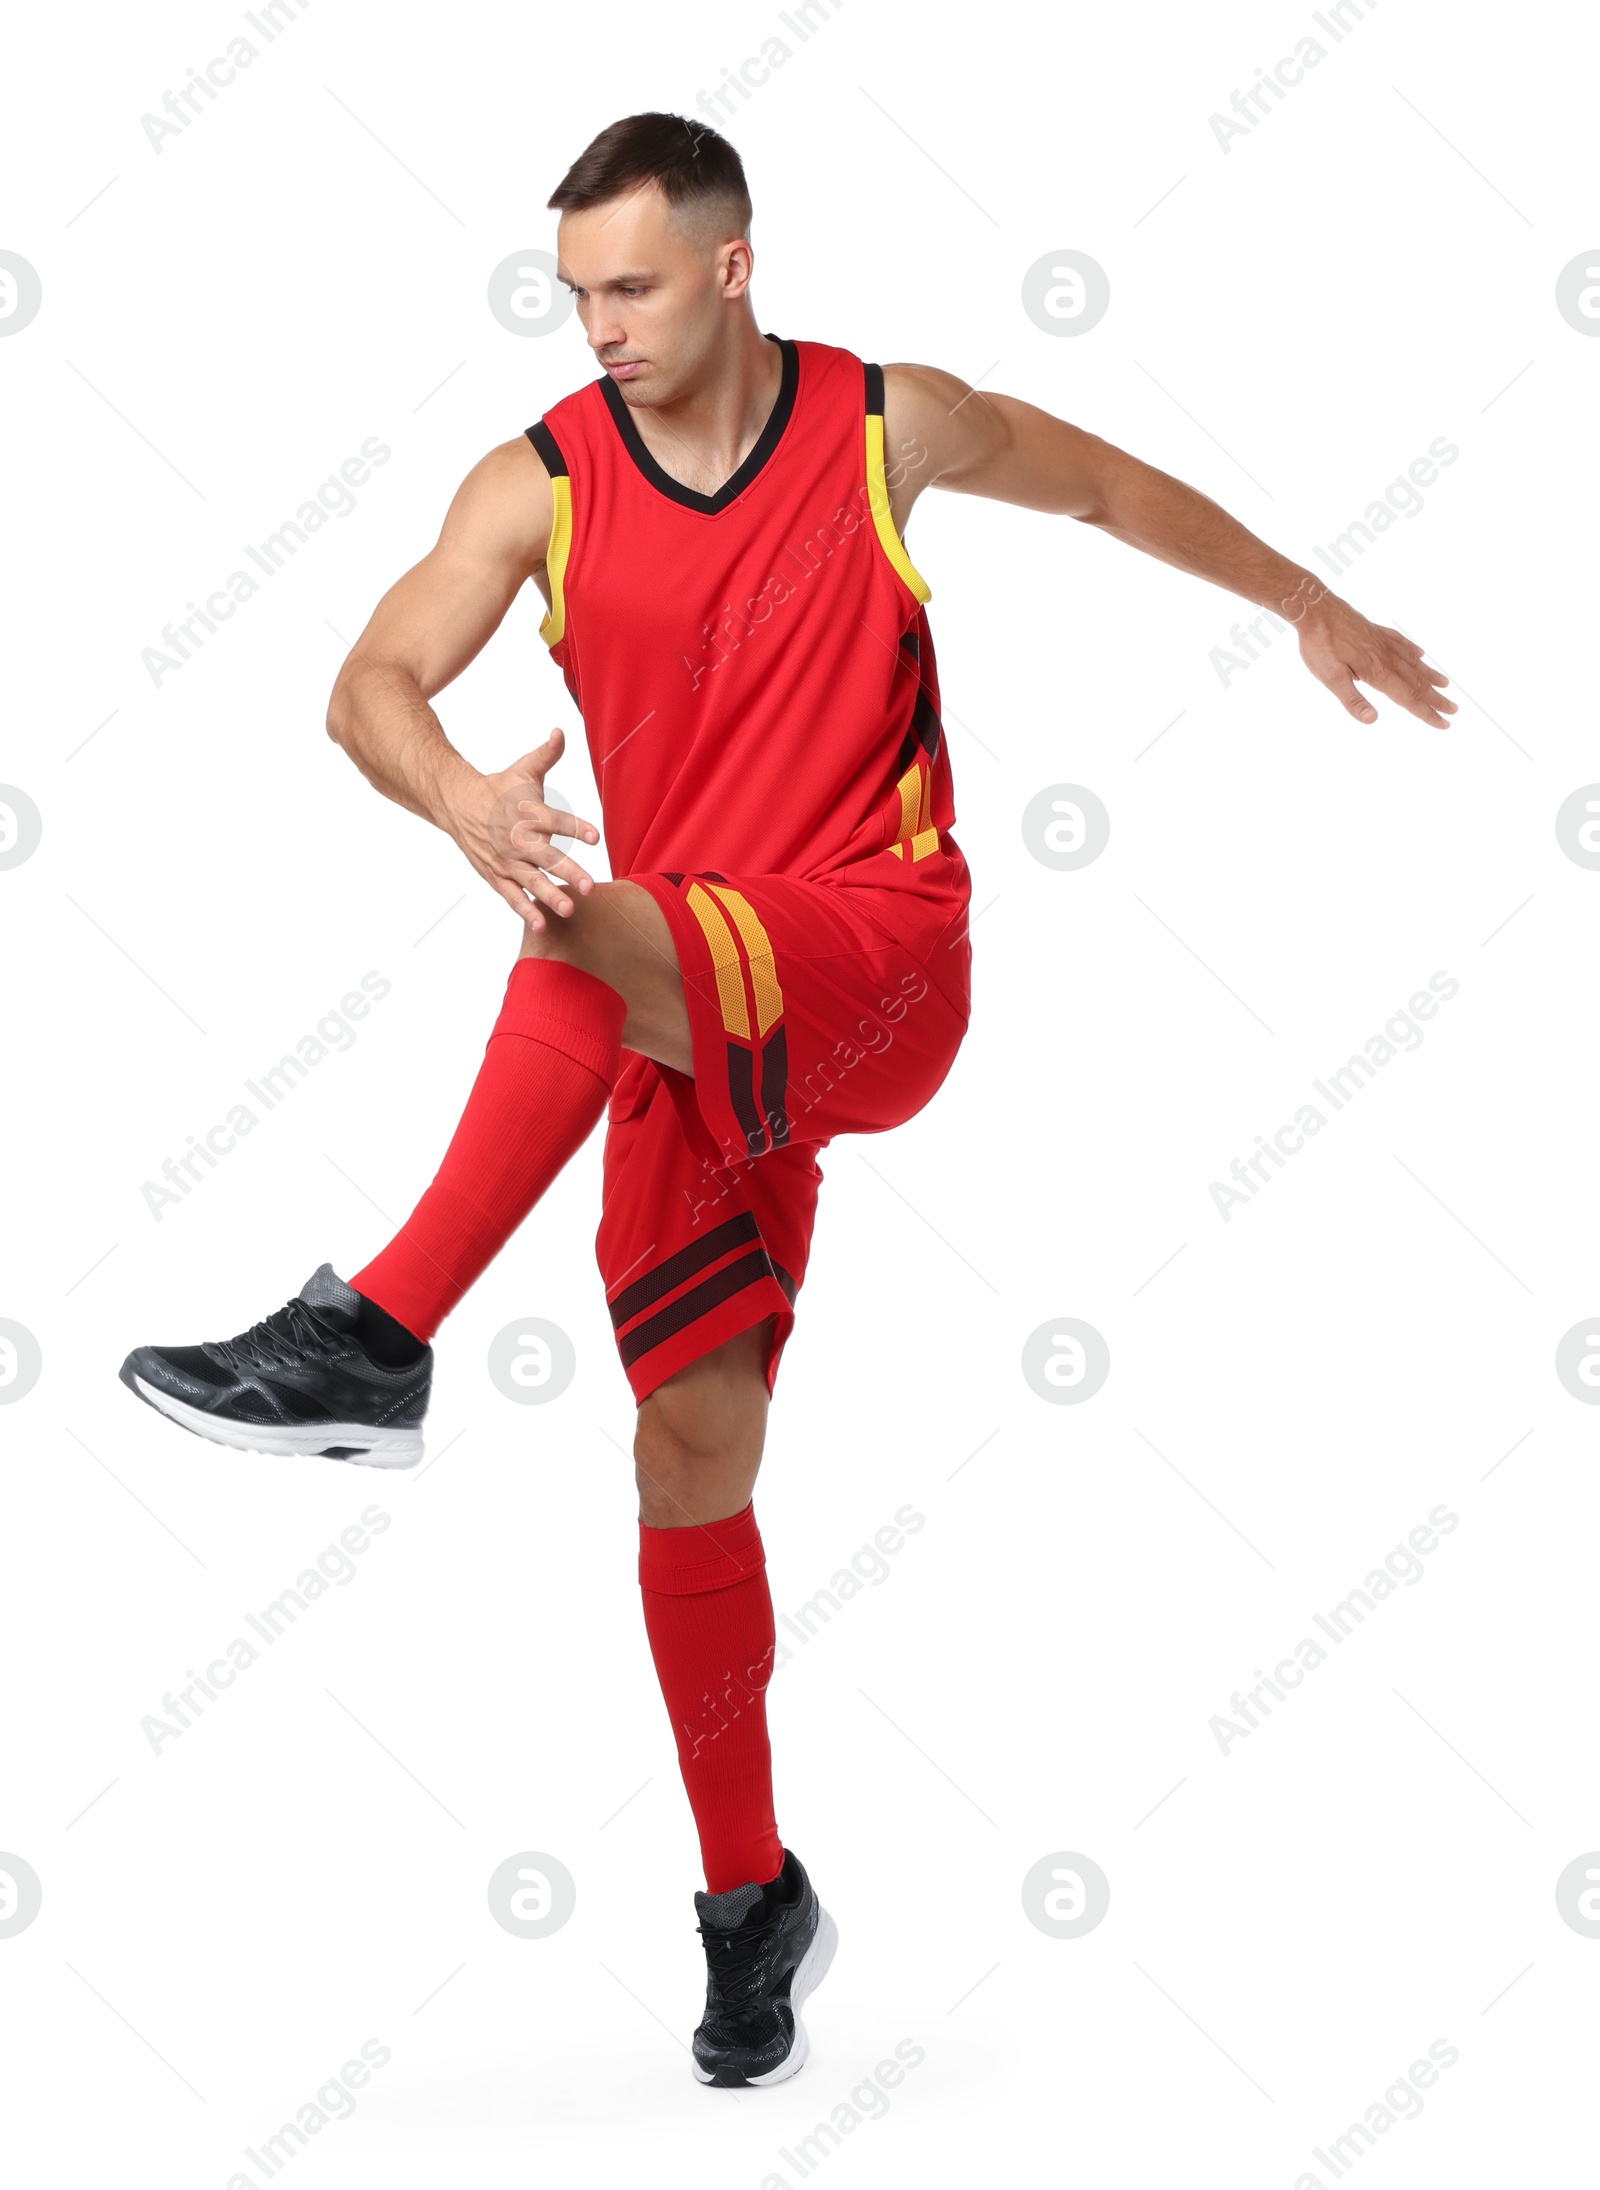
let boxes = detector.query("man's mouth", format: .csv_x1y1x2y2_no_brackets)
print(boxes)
602,359,643,380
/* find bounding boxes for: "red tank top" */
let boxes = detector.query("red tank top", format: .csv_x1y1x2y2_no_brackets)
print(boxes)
525,335,971,1015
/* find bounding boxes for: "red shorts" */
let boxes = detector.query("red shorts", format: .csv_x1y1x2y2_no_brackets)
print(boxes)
594,869,971,1403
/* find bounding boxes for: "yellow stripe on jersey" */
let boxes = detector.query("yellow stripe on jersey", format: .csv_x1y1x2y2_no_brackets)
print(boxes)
911,761,939,858
895,762,921,843
684,883,750,1038
540,474,572,647
706,884,784,1036
885,759,939,861
865,413,932,605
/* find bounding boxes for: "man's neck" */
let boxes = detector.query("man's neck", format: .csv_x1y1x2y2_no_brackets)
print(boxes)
625,323,784,498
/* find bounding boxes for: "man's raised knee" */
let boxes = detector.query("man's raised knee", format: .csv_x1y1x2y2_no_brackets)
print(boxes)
631,1320,775,1525
515,879,692,1074
516,876,630,963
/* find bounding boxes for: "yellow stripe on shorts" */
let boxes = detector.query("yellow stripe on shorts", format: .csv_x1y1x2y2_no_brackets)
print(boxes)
706,884,784,1037
684,883,750,1038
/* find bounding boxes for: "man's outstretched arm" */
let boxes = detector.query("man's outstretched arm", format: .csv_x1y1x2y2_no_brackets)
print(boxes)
325,435,600,930
882,364,1455,731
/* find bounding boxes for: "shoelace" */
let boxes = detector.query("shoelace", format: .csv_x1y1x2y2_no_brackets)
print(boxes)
697,1913,783,2012
204,1297,344,1376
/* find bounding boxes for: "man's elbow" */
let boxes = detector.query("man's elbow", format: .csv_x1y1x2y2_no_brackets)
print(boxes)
325,660,359,747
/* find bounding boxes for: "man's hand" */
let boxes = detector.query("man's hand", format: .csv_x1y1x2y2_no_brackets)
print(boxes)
1287,586,1457,731
445,726,602,932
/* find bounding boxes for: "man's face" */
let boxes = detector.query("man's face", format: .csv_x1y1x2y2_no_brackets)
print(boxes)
556,182,748,407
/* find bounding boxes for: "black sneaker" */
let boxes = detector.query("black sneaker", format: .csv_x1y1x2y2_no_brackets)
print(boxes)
691,1847,837,2087
119,1264,431,1468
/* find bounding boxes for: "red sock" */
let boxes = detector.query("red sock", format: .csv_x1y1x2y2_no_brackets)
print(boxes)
638,1502,783,1893
350,958,625,1341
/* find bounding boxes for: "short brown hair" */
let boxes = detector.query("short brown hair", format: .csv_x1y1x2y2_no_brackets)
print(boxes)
548,112,752,240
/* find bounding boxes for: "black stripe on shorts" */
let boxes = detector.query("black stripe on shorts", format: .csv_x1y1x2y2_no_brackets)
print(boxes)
760,1024,789,1149
618,1247,780,1369
608,1212,760,1329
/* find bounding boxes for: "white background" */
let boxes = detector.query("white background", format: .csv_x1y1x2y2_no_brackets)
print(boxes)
2,0,1597,2182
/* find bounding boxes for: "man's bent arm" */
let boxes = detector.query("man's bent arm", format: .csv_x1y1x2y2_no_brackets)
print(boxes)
325,436,551,825
327,652,480,827
884,364,1454,731
324,436,600,927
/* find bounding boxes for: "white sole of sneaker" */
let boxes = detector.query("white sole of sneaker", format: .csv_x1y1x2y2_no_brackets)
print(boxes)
130,1376,424,1467
695,1904,838,2089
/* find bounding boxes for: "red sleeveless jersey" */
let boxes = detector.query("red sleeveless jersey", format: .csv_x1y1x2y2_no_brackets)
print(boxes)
525,334,971,1015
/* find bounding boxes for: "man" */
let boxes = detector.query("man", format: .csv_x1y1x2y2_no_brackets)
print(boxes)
120,112,1454,2087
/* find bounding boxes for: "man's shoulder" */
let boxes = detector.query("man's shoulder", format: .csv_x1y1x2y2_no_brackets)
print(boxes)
879,361,988,454
525,372,605,447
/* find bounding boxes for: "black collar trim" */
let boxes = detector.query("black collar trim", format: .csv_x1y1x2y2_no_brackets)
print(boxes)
598,333,798,514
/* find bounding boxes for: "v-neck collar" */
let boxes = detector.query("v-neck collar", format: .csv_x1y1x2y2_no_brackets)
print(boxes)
598,332,798,514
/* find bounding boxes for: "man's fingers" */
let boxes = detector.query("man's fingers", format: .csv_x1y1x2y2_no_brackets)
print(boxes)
515,800,601,847
1371,632,1454,696
1407,679,1456,726
475,846,560,923
498,856,559,894
1315,641,1456,729
507,829,597,893
1322,668,1379,724
1364,653,1456,729
505,727,566,777
491,874,547,933
499,859,581,918
538,849,598,892
1405,693,1454,729
496,855,580,910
